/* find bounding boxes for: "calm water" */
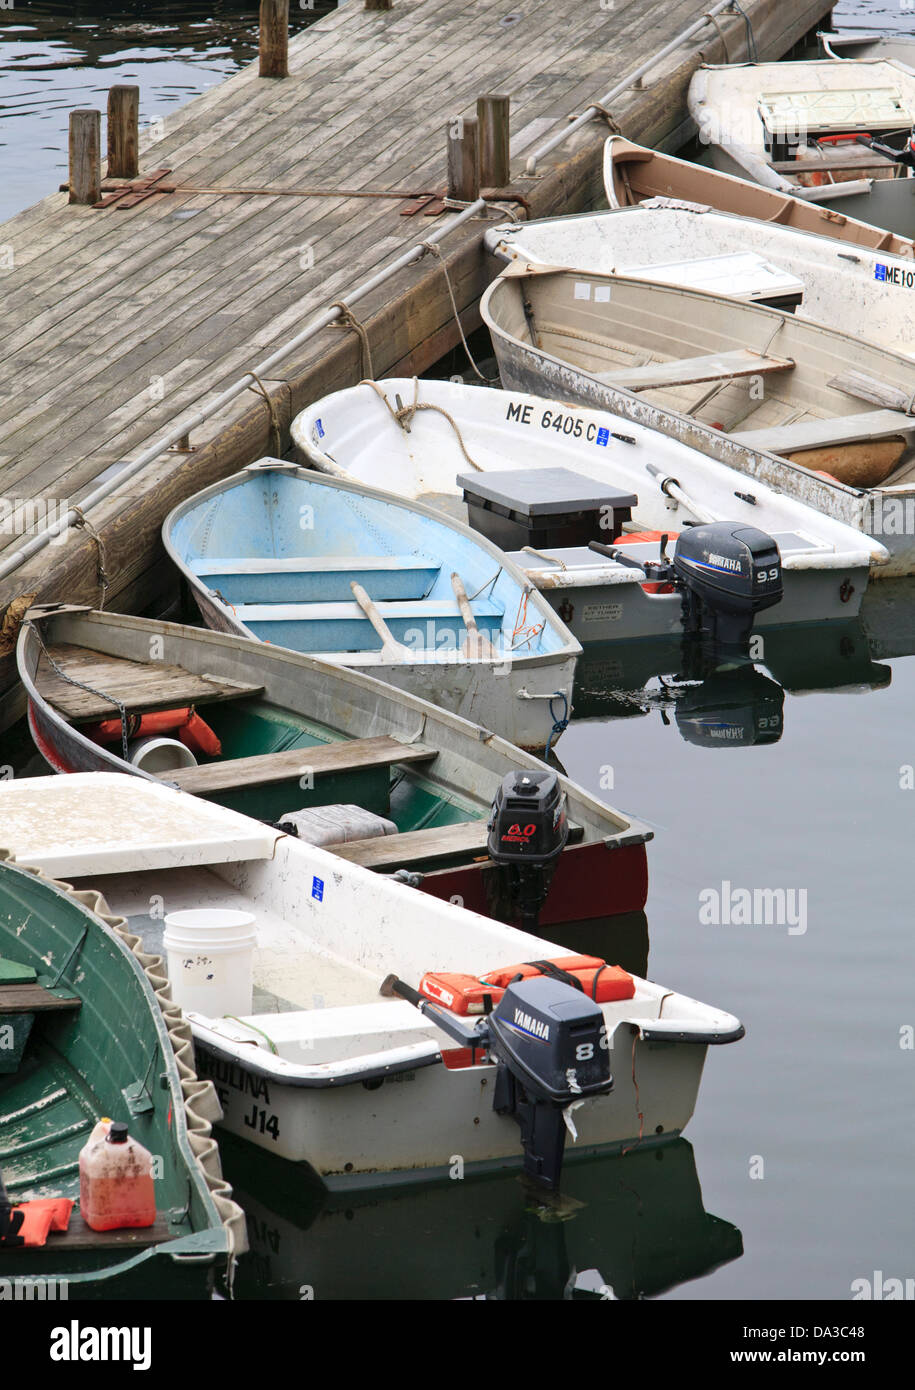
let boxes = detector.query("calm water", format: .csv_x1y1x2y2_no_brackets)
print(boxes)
1,0,914,1302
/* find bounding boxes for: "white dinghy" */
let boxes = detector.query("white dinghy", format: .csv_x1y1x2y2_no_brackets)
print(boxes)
0,774,743,1190
818,32,915,70
291,377,883,640
480,265,915,574
486,202,915,359
687,59,915,237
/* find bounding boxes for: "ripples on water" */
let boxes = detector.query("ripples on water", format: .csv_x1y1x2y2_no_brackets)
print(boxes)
0,2,328,221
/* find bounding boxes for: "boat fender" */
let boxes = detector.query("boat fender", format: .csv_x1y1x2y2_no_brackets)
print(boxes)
84,707,221,756
178,710,222,756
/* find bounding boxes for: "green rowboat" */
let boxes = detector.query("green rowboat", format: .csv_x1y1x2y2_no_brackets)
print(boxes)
0,855,245,1298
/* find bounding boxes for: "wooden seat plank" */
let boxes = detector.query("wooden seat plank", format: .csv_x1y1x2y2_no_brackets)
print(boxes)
165,735,437,795
0,983,81,1015
37,643,264,723
10,1212,174,1252
601,348,795,392
827,370,915,414
732,409,915,454
332,819,584,869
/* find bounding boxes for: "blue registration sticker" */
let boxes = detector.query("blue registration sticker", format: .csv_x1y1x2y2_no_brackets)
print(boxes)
312,876,324,902
875,264,887,282
596,427,610,447
315,417,325,437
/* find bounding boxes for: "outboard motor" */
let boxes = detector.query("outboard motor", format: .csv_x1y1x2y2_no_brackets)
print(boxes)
382,974,613,1192
590,520,783,659
672,522,783,650
486,770,569,931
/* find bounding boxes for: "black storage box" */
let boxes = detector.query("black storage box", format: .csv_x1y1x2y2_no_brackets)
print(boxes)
457,467,638,550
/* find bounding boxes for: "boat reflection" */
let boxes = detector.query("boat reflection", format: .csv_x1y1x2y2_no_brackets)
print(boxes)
571,617,892,739
223,1135,742,1301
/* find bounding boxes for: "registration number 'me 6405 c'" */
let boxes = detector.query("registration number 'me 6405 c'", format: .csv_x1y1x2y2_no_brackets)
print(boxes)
506,400,612,447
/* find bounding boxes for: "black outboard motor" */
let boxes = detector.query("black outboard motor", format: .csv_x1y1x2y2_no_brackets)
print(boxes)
486,770,569,931
382,974,613,1192
672,522,783,650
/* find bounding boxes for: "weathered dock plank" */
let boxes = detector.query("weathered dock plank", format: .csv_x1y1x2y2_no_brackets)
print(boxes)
0,0,833,720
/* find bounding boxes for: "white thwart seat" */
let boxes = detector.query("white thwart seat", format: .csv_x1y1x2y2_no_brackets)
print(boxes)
600,348,795,391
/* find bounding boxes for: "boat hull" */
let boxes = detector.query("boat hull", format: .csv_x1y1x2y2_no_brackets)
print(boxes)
193,1029,708,1184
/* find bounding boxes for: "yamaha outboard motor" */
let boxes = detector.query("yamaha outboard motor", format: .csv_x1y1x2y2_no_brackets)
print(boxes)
487,769,569,931
673,522,783,650
382,974,613,1192
488,977,611,1189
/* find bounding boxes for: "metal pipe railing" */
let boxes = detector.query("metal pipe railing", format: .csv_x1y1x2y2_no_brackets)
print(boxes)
524,0,742,174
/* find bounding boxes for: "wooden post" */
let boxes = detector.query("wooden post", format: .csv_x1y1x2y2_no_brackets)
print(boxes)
446,116,479,202
477,94,510,187
259,0,289,79
365,0,393,9
107,85,139,180
69,110,101,206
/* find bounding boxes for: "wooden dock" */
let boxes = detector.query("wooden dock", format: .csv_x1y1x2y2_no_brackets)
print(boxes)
0,0,833,722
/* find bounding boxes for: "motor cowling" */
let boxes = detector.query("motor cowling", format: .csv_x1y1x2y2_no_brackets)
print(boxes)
486,769,568,866
672,522,782,649
486,770,570,932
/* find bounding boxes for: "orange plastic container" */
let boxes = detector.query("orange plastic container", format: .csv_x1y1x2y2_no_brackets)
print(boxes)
79,1119,156,1232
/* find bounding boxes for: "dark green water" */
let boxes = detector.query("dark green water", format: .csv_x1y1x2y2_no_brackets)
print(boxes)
1,0,914,1303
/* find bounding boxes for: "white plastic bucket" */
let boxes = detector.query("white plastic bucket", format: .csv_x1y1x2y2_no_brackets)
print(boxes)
163,909,257,1017
128,736,198,774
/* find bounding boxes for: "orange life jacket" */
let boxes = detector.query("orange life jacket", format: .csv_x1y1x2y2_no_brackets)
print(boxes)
420,955,635,1016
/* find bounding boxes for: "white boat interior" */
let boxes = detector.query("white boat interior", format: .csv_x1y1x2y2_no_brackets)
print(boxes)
292,377,884,589
486,204,915,358
0,775,734,1087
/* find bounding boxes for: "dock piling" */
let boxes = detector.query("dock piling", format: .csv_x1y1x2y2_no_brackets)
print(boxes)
68,110,101,206
259,0,289,79
107,85,140,180
446,116,479,202
478,95,510,188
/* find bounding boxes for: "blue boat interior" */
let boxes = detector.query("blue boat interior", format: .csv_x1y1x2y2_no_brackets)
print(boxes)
169,470,563,658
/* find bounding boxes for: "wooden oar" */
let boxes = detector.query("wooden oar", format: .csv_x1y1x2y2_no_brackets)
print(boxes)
451,572,498,660
350,582,411,662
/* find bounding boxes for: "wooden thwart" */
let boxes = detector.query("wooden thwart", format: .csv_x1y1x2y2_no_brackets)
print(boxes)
165,735,437,794
31,1213,174,1253
334,819,584,869
602,348,795,392
0,983,81,1015
37,643,264,722
732,409,915,454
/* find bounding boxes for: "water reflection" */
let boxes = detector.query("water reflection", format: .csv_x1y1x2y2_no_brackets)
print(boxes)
572,614,893,742
0,2,328,221
223,1135,742,1301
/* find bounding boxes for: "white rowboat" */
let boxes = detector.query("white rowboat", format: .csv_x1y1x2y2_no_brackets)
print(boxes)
0,775,743,1189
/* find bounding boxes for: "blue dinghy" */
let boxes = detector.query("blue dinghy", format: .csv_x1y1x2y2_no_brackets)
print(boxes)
163,462,579,751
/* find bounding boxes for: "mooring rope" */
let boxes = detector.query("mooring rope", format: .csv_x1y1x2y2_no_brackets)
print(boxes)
702,11,732,63
329,300,375,381
360,377,485,471
246,370,283,457
419,240,499,384
71,505,110,609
